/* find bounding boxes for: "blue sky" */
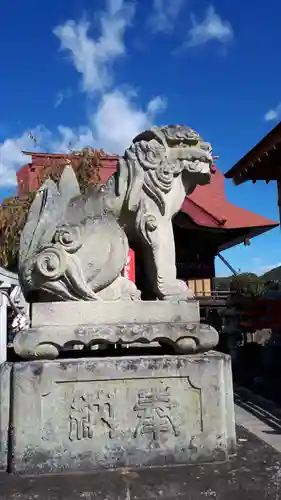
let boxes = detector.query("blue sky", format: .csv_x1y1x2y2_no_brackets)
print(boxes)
0,0,281,277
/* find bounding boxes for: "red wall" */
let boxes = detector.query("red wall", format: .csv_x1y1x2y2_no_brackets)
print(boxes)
16,154,119,196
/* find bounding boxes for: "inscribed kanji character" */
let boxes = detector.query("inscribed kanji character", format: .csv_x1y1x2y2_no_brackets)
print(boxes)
133,386,179,441
69,390,115,441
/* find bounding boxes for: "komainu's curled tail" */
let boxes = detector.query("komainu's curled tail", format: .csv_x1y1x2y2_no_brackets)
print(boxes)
18,165,130,302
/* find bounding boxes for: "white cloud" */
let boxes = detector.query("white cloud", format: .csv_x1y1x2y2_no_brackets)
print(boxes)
55,88,72,108
0,0,166,187
0,125,96,189
92,91,166,153
53,0,166,153
148,0,184,33
264,103,281,122
0,90,165,188
53,0,135,94
48,125,92,153
44,92,166,156
0,137,30,188
187,5,233,47
0,128,47,188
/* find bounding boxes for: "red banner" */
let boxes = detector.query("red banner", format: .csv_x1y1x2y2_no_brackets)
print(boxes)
121,248,136,284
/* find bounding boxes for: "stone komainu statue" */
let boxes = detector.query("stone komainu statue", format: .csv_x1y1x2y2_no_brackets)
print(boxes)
19,124,213,302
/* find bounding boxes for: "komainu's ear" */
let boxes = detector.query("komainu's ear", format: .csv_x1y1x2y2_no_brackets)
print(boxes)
59,164,80,200
19,164,81,266
19,179,59,265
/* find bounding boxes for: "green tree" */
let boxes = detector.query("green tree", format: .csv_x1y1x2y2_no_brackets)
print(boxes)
230,272,265,298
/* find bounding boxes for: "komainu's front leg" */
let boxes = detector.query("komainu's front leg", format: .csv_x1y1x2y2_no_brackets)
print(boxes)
142,218,194,301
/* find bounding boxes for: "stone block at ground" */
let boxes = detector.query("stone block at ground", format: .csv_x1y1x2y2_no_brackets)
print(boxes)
0,362,11,471
10,352,236,474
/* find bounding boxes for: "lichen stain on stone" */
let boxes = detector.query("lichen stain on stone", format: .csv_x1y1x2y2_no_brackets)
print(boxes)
31,363,44,378
19,446,99,475
15,362,31,375
58,362,68,371
175,358,185,370
187,357,208,365
119,358,140,372
171,315,183,322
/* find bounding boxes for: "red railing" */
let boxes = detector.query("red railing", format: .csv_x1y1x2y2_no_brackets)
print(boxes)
196,293,281,331
239,299,281,331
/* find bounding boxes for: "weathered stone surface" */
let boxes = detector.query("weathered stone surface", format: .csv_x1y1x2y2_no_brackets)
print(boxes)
10,353,236,474
222,352,236,453
0,426,279,499
13,300,219,359
13,321,219,359
0,363,11,471
19,125,213,303
31,300,200,327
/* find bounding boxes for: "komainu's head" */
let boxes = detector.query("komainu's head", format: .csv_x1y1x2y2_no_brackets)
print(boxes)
122,124,213,215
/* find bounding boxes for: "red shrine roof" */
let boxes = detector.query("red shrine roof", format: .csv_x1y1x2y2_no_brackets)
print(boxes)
18,152,278,244
182,168,278,232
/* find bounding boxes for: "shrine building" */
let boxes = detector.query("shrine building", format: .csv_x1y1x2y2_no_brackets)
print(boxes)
17,150,278,297
225,121,281,225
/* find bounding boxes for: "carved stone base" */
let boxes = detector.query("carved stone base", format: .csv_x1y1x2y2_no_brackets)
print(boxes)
13,301,219,360
7,353,236,474
13,322,219,359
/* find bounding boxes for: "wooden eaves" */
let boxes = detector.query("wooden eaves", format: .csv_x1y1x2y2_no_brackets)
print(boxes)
225,121,281,185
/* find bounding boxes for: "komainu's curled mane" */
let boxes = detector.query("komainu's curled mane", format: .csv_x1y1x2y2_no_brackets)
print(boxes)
115,124,213,300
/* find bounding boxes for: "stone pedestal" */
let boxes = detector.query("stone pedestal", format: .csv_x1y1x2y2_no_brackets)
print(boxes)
13,300,219,359
6,352,236,474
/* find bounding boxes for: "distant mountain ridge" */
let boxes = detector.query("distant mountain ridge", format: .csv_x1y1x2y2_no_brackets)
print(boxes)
262,265,281,281
215,265,281,291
